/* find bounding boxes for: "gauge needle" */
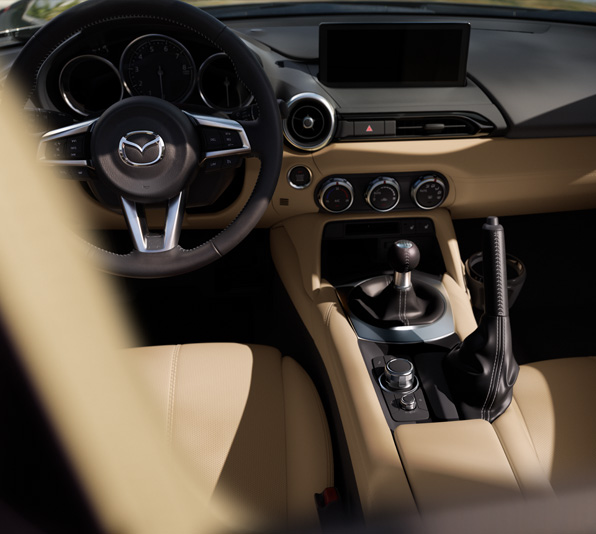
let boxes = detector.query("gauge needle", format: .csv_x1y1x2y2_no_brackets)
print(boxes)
157,65,165,99
224,76,230,108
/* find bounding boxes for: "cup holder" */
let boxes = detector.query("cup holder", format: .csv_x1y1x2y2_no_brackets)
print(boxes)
465,252,526,311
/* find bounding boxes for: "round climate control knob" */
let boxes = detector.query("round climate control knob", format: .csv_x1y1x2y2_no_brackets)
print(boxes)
365,177,400,212
384,358,415,390
411,175,447,210
318,178,354,213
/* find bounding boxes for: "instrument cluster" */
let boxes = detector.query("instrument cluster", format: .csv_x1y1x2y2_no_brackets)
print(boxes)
43,32,252,117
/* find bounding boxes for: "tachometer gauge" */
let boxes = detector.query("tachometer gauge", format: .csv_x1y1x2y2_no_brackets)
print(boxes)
120,34,195,103
198,53,252,112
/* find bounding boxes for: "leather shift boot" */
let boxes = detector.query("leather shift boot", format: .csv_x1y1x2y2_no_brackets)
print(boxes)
444,314,519,421
348,274,444,328
444,216,519,423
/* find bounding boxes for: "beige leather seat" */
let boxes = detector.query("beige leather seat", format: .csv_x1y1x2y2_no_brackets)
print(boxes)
396,356,596,520
126,342,334,531
494,357,596,494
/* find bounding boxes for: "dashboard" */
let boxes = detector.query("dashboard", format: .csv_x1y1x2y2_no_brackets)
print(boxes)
5,5,596,227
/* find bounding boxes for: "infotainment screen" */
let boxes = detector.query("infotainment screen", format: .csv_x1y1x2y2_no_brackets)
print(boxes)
319,23,470,88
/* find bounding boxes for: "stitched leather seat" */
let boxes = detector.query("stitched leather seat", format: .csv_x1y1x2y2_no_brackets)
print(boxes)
493,357,596,494
126,342,334,531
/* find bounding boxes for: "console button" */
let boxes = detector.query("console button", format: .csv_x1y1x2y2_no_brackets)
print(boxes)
355,121,385,136
287,166,312,189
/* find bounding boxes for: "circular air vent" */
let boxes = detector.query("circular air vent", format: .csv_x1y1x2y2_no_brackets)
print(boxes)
283,93,336,151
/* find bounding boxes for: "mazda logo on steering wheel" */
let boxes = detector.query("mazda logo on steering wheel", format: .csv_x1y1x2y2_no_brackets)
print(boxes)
118,131,165,167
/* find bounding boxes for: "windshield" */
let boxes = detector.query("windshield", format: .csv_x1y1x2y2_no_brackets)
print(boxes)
1,0,596,35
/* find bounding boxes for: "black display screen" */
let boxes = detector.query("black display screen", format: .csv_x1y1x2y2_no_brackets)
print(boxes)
319,23,470,88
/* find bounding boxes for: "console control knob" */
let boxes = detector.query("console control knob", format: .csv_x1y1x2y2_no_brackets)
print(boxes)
411,175,447,210
400,393,417,411
365,177,400,212
384,358,415,390
318,178,354,213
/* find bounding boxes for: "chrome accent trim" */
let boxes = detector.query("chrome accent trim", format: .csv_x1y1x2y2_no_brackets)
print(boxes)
59,55,123,117
378,374,419,395
184,112,251,161
37,119,96,165
411,175,447,210
118,131,165,167
394,271,412,290
318,178,354,213
121,192,184,253
365,177,400,212
197,52,254,111
287,165,312,190
120,34,196,103
337,272,455,344
283,92,336,152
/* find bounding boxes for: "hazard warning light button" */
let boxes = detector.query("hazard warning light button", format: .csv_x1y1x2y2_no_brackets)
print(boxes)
355,121,385,136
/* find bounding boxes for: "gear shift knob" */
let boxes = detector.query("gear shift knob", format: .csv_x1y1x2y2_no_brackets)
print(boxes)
388,240,420,289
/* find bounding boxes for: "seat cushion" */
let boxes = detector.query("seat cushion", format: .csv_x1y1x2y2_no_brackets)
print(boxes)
126,343,333,530
495,357,596,493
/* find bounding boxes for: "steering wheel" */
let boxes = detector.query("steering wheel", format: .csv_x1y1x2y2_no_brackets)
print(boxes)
5,0,282,278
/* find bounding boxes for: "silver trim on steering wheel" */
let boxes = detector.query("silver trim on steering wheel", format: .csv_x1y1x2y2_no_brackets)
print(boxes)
121,192,185,253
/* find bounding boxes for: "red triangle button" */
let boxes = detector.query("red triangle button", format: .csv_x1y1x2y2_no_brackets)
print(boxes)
366,125,374,132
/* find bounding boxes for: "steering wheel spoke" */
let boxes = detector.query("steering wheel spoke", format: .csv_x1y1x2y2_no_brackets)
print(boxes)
185,113,252,166
37,119,96,179
121,192,185,253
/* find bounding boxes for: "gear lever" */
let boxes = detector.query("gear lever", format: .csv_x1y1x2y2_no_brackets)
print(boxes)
388,240,420,290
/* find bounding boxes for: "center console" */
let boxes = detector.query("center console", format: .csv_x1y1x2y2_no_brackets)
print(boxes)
270,208,521,521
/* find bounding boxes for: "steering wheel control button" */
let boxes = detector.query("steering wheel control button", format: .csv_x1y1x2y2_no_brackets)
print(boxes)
222,130,242,149
365,177,400,212
411,175,448,210
318,178,354,213
287,166,312,189
384,358,415,390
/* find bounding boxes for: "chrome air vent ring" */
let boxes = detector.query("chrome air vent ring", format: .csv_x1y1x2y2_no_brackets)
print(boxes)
283,93,336,152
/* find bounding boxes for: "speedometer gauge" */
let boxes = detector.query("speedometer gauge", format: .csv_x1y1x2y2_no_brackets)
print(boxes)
120,34,195,103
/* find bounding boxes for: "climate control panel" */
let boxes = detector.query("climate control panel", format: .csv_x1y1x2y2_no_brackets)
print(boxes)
316,172,448,214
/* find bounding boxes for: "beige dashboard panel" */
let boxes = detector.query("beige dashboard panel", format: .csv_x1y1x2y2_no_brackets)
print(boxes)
273,136,596,221
65,136,596,232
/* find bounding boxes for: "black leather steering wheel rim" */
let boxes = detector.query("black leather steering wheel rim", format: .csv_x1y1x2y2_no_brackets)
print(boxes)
5,0,282,278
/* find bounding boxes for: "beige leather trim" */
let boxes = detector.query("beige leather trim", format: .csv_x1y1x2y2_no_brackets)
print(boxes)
442,273,477,340
309,137,596,219
508,358,596,492
271,223,419,520
0,94,221,534
395,420,522,511
492,399,555,498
